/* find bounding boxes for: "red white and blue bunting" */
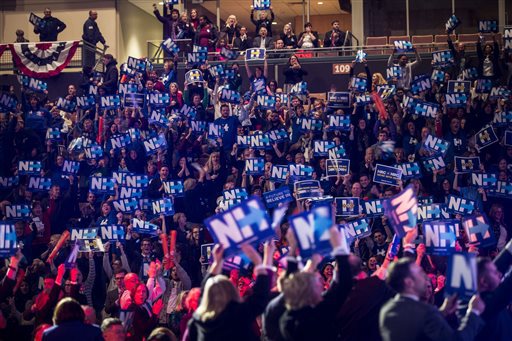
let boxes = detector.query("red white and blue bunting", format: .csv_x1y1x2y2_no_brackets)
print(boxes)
9,41,79,78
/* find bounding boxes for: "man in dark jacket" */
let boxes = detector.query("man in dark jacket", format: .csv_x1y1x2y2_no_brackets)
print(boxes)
34,8,66,42
82,10,107,68
323,20,347,47
98,54,118,95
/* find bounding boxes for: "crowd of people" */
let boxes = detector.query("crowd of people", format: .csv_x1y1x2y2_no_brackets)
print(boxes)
0,4,512,341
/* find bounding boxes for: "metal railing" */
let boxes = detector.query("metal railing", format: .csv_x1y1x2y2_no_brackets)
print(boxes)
0,40,108,73
147,40,481,66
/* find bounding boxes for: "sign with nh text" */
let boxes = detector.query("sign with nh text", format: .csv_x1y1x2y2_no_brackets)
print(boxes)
423,220,457,255
446,252,477,300
382,185,418,238
289,205,333,258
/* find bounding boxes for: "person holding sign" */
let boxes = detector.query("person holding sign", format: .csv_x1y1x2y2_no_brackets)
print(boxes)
279,227,352,340
250,5,275,37
32,8,66,42
387,45,421,90
187,242,275,340
476,33,501,80
380,258,485,341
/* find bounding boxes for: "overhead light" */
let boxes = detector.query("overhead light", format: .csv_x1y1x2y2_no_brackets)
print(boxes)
318,1,324,4
272,22,278,25
158,2,163,4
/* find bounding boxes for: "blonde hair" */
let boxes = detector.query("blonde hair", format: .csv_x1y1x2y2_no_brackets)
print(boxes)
373,72,387,85
194,275,241,321
282,272,322,310
183,178,197,191
173,212,185,224
204,152,221,173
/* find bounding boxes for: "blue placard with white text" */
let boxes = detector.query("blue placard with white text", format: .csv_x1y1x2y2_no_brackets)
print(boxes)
373,164,402,186
263,187,293,209
445,252,477,300
289,205,333,258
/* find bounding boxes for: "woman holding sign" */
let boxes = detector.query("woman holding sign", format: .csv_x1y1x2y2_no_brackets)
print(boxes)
186,242,275,340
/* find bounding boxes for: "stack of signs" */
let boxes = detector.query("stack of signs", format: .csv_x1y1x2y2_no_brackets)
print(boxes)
289,205,334,258
373,164,402,187
204,196,272,257
335,197,360,216
382,185,418,238
423,220,458,255
294,180,322,200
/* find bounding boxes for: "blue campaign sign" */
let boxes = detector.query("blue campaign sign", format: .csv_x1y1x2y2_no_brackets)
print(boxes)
99,225,125,242
414,101,440,119
422,155,446,173
89,176,115,194
250,133,271,150
462,214,495,248
362,199,384,218
18,160,42,175
127,56,148,73
492,111,512,127
431,50,454,67
131,218,159,236
245,48,266,60
478,20,498,33
327,92,350,109
417,203,442,223
290,81,308,95
190,120,207,134
475,126,498,151
394,162,421,179
151,198,174,216
5,205,31,220
335,197,360,216
382,185,418,238
447,80,471,94
267,128,289,143
27,177,52,192
204,197,272,257
112,198,139,213
445,93,467,108
161,38,180,55
124,174,149,189
110,133,131,151
431,69,445,84
84,145,104,160
454,156,480,174
326,115,350,130
143,134,167,155
294,180,322,200
326,159,350,177
200,243,215,265
445,14,461,33
446,252,477,300
237,135,251,149
423,220,458,255
46,127,61,141
0,223,17,256
223,188,248,201
298,118,323,132
56,97,77,113
446,195,475,215
313,140,336,156
208,123,225,139
270,165,288,182
118,187,143,199
373,164,402,186
253,0,271,10
343,218,371,245
112,171,133,187
355,93,372,107
0,176,19,188
289,205,333,258
288,164,314,180
217,199,243,212
62,160,80,175
350,77,368,92
393,40,413,52
99,95,121,110
245,158,265,175
470,173,498,189
386,66,402,80
185,69,204,84
487,181,512,198
0,93,18,112
263,186,293,209
70,228,99,241
328,145,347,159
424,135,449,157
148,108,169,127
162,180,184,197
